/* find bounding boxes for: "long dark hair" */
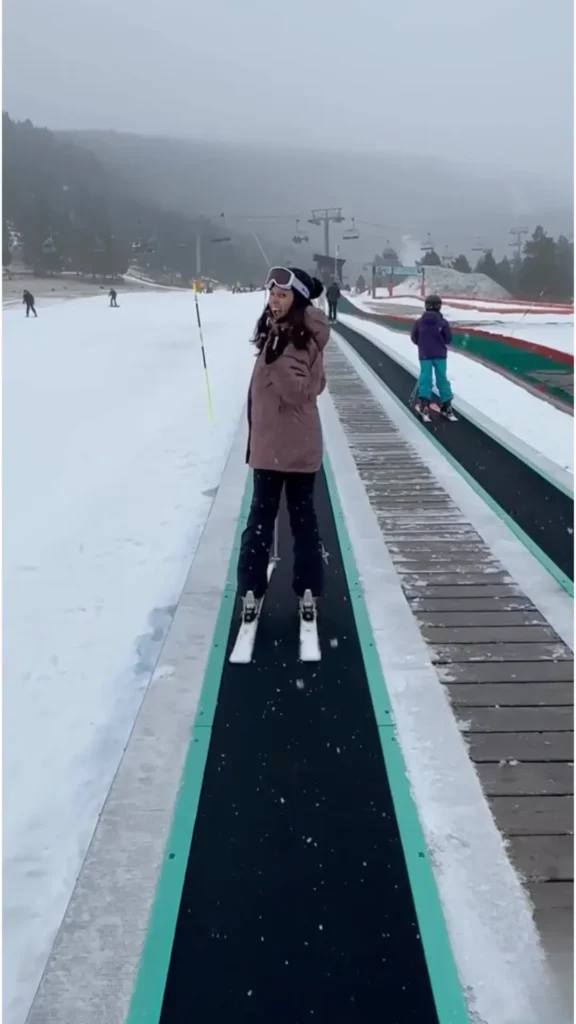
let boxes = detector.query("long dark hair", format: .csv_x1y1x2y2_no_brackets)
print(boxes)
252,299,312,352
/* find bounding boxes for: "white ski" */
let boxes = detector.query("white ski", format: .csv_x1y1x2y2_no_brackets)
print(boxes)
229,590,264,664
299,589,321,662
230,523,280,665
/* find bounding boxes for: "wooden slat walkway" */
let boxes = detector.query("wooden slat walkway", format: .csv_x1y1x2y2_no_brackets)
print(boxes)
324,344,574,962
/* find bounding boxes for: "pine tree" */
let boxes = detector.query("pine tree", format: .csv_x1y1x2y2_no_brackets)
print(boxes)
3,221,12,268
518,226,558,301
420,250,442,267
452,254,471,273
474,250,499,282
495,255,515,294
554,235,574,302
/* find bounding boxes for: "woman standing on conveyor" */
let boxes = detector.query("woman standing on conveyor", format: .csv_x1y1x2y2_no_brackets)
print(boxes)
237,267,330,624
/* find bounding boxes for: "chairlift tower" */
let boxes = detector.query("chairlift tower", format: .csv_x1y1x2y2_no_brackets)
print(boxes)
308,208,345,257
509,226,528,265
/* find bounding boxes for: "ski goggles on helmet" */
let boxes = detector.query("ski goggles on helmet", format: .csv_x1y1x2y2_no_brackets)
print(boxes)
265,267,310,300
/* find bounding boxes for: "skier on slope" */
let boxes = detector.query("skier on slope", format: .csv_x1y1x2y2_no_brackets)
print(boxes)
237,267,329,625
22,289,37,318
108,287,118,307
326,279,341,323
411,294,455,421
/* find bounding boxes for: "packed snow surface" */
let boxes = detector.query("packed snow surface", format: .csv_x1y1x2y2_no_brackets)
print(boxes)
339,314,573,475
4,289,262,1024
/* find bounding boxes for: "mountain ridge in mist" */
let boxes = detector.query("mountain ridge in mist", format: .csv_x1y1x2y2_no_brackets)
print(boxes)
63,129,572,273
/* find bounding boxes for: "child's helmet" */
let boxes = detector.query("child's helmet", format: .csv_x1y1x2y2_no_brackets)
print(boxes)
425,294,442,311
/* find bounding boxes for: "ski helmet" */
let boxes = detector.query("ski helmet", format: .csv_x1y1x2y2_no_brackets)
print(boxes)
425,294,442,312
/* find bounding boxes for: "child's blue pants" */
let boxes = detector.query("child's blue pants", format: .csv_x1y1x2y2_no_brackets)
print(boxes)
417,358,453,402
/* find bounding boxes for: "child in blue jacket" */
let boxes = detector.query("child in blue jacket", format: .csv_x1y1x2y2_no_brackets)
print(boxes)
411,295,454,419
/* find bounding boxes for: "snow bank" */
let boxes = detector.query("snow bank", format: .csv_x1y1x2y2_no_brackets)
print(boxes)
449,318,574,355
4,290,262,1024
415,266,511,299
339,313,574,475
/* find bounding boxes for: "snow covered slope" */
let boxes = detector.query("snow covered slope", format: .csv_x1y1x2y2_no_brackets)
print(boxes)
4,289,262,1024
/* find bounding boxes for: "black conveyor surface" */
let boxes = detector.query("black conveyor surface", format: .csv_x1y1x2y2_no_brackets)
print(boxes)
160,470,440,1024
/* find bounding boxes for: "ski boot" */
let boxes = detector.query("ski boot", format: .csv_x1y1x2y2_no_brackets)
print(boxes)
414,398,432,423
440,401,458,422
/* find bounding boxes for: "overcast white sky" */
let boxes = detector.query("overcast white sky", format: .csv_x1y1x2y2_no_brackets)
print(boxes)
3,0,573,182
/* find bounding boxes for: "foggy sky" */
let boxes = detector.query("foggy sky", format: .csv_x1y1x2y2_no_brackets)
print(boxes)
4,0,573,183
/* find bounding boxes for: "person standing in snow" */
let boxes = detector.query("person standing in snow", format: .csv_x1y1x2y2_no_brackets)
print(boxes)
109,287,118,307
22,290,37,317
326,279,341,323
237,267,329,618
411,294,454,418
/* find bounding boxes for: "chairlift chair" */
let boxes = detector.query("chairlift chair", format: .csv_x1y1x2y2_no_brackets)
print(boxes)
342,218,359,241
292,219,309,244
211,213,232,244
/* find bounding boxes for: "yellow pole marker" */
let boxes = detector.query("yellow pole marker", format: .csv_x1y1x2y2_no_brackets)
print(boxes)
193,281,214,423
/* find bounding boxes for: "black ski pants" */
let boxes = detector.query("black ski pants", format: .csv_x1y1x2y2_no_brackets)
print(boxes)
328,301,338,321
237,470,324,599
25,303,37,318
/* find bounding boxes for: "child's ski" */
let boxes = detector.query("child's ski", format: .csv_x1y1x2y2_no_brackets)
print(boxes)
299,589,321,662
440,406,458,422
229,590,264,664
409,383,439,420
413,401,432,423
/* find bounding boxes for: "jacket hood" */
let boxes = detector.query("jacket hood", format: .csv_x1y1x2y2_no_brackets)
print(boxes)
305,305,330,352
420,309,444,323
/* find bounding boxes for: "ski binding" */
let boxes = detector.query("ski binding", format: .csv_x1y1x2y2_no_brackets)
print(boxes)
229,590,263,664
441,407,458,422
414,402,432,423
299,589,321,662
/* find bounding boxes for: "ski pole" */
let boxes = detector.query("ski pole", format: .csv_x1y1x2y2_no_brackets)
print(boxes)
507,289,547,339
267,518,280,581
193,282,214,423
273,517,279,562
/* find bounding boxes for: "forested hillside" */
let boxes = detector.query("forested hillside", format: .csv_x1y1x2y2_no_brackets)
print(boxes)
2,114,283,284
